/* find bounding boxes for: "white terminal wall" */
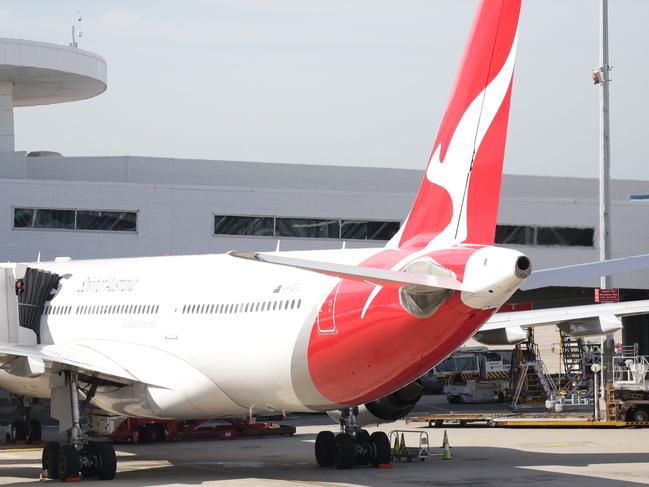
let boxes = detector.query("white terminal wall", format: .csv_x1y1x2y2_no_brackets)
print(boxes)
0,153,648,290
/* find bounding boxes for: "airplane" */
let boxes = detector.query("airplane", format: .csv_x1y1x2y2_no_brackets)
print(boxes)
1,0,649,480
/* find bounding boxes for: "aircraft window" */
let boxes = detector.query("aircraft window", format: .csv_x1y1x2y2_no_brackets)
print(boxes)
271,302,276,311
255,302,260,312
244,303,249,312
202,304,207,313
235,304,240,313
298,299,302,308
137,305,142,314
291,300,295,309
155,305,159,313
285,301,289,310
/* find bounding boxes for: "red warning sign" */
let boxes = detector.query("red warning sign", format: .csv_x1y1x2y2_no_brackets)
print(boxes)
595,288,619,303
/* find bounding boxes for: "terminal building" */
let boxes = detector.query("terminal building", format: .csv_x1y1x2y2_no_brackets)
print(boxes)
1,37,648,372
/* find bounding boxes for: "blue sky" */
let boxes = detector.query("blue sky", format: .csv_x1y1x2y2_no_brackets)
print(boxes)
4,1,649,180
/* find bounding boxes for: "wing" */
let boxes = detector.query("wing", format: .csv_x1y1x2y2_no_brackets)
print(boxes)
228,251,476,292
0,342,164,387
474,299,649,345
521,253,649,290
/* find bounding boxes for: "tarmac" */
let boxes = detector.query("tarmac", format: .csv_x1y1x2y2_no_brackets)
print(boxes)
0,395,648,486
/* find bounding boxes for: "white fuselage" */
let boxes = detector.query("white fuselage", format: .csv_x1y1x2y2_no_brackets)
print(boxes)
0,248,379,418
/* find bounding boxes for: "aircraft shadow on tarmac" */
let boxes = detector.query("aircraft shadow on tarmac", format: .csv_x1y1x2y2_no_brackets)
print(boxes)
1,430,648,487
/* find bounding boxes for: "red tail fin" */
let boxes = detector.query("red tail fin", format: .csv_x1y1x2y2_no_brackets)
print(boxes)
389,0,521,250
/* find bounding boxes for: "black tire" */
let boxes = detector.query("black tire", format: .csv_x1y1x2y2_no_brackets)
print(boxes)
369,431,391,467
95,442,117,480
633,408,649,423
42,442,60,479
29,419,42,441
334,433,355,469
355,430,371,466
10,420,26,442
315,431,336,467
58,444,80,480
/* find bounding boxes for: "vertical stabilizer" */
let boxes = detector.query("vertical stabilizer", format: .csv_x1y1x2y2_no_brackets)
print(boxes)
389,0,521,250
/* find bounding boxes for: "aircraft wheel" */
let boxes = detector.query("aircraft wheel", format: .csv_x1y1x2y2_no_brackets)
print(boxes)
355,429,371,466
41,442,60,479
334,433,355,469
58,444,80,480
315,431,335,467
10,420,26,442
95,442,117,480
369,431,390,467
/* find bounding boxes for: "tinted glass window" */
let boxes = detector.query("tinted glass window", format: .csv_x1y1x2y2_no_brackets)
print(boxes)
33,209,75,229
214,216,274,236
367,221,400,241
341,220,368,240
77,210,136,232
536,227,594,247
276,218,339,239
14,208,34,228
495,225,534,245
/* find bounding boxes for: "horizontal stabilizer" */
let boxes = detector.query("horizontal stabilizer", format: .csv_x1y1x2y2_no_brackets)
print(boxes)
228,251,476,292
521,253,649,290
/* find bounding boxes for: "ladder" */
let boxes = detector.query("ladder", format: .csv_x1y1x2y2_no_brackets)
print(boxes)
510,329,557,410
511,360,557,410
560,332,584,387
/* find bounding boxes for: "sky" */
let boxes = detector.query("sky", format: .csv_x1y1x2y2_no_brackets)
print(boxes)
4,0,649,180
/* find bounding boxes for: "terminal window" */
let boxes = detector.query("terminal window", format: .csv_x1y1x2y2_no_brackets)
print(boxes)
14,208,137,232
214,215,400,241
495,224,594,247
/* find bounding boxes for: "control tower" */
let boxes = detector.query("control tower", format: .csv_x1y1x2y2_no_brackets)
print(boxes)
0,38,107,152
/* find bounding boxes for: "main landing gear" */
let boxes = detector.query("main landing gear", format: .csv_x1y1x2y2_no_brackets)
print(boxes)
315,407,391,469
41,371,117,481
6,396,41,443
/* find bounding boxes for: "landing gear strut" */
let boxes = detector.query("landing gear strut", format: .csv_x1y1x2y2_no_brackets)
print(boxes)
314,407,390,469
7,396,41,443
40,371,117,481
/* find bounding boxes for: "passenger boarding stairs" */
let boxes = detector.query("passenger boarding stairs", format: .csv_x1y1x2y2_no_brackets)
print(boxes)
510,330,558,411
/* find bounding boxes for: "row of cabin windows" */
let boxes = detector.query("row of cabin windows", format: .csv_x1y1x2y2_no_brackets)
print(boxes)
181,299,302,315
44,304,160,316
